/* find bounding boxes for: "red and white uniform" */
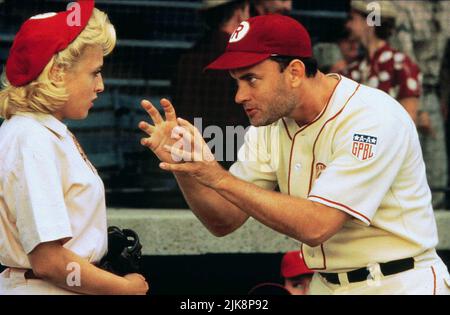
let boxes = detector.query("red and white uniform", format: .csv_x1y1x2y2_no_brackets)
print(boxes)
230,74,450,294
343,43,421,100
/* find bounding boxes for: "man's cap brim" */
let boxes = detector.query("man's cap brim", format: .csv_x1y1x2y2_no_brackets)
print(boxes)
282,266,314,278
205,51,272,71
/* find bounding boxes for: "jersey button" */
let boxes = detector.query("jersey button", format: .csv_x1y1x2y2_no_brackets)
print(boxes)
295,163,302,170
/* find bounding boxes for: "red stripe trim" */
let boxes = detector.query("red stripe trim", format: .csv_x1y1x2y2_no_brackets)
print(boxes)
297,75,342,133
431,266,436,295
287,140,294,195
300,243,308,268
308,195,371,223
320,244,327,270
308,84,361,195
282,118,292,140
300,243,327,270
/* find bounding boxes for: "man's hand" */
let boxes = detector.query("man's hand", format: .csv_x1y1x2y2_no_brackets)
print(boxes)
139,98,181,163
159,117,229,189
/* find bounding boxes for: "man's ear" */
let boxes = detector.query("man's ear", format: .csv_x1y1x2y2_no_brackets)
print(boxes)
288,59,306,88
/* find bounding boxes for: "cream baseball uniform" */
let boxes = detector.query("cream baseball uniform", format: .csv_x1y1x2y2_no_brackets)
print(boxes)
230,74,450,294
0,112,108,295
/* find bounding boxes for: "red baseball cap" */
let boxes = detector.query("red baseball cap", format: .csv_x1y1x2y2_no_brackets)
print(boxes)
206,14,312,71
281,251,314,278
5,0,95,87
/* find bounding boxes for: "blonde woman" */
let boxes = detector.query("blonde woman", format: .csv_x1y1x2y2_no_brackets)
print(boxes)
0,1,148,295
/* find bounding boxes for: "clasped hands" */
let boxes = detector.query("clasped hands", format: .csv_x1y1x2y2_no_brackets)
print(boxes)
138,98,228,189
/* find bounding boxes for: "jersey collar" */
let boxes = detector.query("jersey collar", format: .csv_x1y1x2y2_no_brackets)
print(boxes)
281,73,343,138
13,111,68,139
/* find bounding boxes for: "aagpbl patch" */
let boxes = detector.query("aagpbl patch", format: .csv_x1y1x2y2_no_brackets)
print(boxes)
351,134,377,161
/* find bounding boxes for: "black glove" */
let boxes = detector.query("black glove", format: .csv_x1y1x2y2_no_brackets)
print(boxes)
99,226,143,276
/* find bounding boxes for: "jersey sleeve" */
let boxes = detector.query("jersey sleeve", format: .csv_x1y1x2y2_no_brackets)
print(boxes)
229,126,278,190
308,102,411,225
4,135,73,254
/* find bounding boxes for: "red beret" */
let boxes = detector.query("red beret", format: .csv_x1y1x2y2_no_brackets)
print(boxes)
5,0,95,87
206,14,312,70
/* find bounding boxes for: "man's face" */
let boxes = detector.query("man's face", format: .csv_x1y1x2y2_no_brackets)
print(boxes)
284,275,313,295
230,59,297,127
345,11,368,41
258,0,292,15
338,37,360,62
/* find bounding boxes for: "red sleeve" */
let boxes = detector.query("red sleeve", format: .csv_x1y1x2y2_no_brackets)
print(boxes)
395,53,421,99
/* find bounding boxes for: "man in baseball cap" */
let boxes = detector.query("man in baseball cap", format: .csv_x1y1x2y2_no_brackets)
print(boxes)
204,14,318,128
206,14,312,71
140,14,449,295
281,251,314,295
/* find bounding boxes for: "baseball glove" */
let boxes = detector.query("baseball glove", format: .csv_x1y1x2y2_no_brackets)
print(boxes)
98,226,143,276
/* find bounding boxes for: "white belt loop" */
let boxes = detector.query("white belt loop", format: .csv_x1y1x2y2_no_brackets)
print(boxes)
0,268,11,279
338,273,350,286
8,268,27,279
366,263,383,288
413,248,438,268
2,268,27,288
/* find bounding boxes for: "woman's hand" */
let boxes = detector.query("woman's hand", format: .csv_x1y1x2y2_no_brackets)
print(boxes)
123,273,149,295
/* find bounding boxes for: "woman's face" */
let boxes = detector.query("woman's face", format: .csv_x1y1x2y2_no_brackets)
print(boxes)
54,45,104,121
346,11,369,42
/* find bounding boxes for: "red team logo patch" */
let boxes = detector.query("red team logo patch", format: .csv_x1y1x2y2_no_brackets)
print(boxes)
351,134,377,161
229,21,250,43
315,162,327,179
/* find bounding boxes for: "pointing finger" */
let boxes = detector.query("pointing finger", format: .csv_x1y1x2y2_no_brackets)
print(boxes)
140,137,153,148
160,98,177,122
138,121,155,135
141,99,163,125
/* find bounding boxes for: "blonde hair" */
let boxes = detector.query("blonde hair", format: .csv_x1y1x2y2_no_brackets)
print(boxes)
0,8,116,119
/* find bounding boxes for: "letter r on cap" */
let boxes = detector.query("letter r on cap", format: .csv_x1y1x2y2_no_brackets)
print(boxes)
233,25,244,40
229,21,250,43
